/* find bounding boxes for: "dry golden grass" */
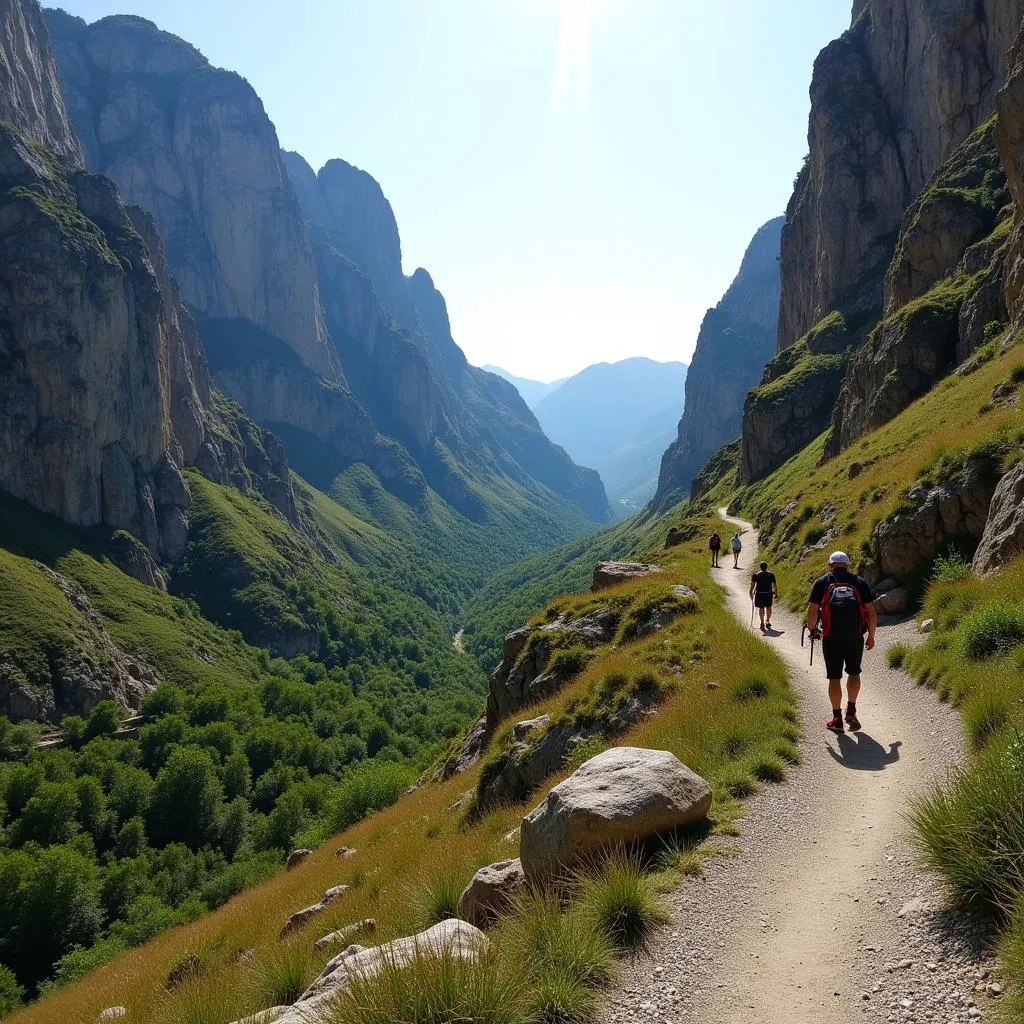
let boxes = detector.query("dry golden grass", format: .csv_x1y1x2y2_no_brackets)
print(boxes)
15,515,792,1024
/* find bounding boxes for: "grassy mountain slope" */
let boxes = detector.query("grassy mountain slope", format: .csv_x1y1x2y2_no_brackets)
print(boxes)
0,462,493,1005
9,504,796,1023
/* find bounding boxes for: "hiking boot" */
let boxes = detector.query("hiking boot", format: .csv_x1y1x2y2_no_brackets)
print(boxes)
845,707,862,732
825,714,844,735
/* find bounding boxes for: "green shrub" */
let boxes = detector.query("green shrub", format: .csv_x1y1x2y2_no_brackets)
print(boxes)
886,643,909,669
247,941,316,1008
578,856,663,948
326,950,529,1024
910,735,1024,914
562,739,606,775
329,762,415,833
931,548,973,584
803,525,826,545
0,964,24,1018
958,601,1024,660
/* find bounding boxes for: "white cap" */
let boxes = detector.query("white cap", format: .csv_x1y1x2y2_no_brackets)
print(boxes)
828,551,851,566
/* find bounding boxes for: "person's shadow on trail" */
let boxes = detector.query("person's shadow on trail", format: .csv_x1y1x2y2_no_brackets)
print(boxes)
826,733,902,771
762,625,785,637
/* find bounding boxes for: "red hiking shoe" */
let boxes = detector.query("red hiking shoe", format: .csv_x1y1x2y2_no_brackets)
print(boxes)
825,714,844,735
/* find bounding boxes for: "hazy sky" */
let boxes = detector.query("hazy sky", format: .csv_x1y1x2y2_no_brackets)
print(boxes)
56,0,850,380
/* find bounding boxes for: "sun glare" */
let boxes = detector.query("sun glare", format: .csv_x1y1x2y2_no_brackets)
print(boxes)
553,0,593,112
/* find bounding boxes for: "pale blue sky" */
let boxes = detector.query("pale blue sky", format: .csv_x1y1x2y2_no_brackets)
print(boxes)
55,0,851,380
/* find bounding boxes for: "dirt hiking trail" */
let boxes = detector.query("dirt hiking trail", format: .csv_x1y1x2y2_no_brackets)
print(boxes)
604,512,996,1024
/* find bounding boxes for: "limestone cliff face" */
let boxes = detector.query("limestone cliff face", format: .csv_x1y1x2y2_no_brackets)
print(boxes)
654,218,782,509
45,10,338,381
284,151,609,522
0,0,79,159
739,0,1023,483
996,17,1024,335
779,0,1020,350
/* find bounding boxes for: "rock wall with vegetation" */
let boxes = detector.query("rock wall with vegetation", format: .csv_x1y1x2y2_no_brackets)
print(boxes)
738,0,1024,483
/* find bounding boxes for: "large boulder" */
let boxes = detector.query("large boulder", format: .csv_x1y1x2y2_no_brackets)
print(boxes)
519,747,712,884
592,562,663,591
275,919,489,1024
457,859,526,928
973,460,1024,575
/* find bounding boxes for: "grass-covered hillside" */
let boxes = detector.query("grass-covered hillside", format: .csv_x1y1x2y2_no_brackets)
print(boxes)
0,465,492,1011
719,337,1024,606
10,508,798,1024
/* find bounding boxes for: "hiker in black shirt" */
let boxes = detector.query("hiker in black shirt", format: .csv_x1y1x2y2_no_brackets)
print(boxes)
806,551,877,735
749,561,779,631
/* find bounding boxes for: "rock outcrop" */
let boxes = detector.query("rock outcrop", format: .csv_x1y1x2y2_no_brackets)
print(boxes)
457,858,526,927
519,747,712,884
279,884,349,939
741,0,1024,480
972,459,1024,574
275,920,489,1024
0,0,79,158
997,17,1024,336
655,218,783,508
592,562,664,591
869,457,1000,583
827,119,1011,455
778,0,1020,351
0,561,157,722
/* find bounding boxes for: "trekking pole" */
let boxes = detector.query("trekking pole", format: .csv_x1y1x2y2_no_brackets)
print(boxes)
750,600,755,629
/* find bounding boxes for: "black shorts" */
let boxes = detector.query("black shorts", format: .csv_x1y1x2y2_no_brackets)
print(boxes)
822,634,864,679
754,594,773,609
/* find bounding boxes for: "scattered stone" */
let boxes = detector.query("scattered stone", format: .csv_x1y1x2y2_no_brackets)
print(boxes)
314,919,377,951
519,746,712,883
275,920,488,1024
706,681,721,691
919,618,934,633
97,1009,127,1022
457,858,526,927
592,561,664,592
286,848,312,870
335,847,356,859
875,587,909,615
279,884,350,938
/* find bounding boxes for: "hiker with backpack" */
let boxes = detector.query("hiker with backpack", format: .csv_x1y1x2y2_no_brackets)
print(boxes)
806,551,877,734
730,531,743,568
749,561,779,630
709,531,722,568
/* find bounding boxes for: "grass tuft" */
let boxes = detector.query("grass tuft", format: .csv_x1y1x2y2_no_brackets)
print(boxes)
246,941,316,1009
886,642,909,669
577,855,664,948
415,867,466,928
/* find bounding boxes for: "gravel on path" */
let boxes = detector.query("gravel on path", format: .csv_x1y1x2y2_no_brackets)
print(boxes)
601,512,1000,1024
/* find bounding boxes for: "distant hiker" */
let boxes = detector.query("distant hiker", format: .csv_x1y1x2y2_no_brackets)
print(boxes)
806,551,877,734
730,531,743,568
749,561,779,630
709,531,722,568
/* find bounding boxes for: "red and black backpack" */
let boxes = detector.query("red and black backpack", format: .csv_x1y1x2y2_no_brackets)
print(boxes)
819,574,867,639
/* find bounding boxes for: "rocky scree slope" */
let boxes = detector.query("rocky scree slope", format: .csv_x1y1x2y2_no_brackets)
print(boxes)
655,217,782,508
739,0,1024,483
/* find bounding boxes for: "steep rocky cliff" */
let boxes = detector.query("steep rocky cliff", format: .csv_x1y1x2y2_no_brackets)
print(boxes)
738,0,1024,483
284,151,609,522
654,218,782,509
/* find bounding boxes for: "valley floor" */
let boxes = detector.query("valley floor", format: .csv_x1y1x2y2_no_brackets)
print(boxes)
604,513,999,1024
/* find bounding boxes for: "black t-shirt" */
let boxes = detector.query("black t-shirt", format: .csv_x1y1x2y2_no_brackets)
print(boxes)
751,570,776,595
808,569,874,606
